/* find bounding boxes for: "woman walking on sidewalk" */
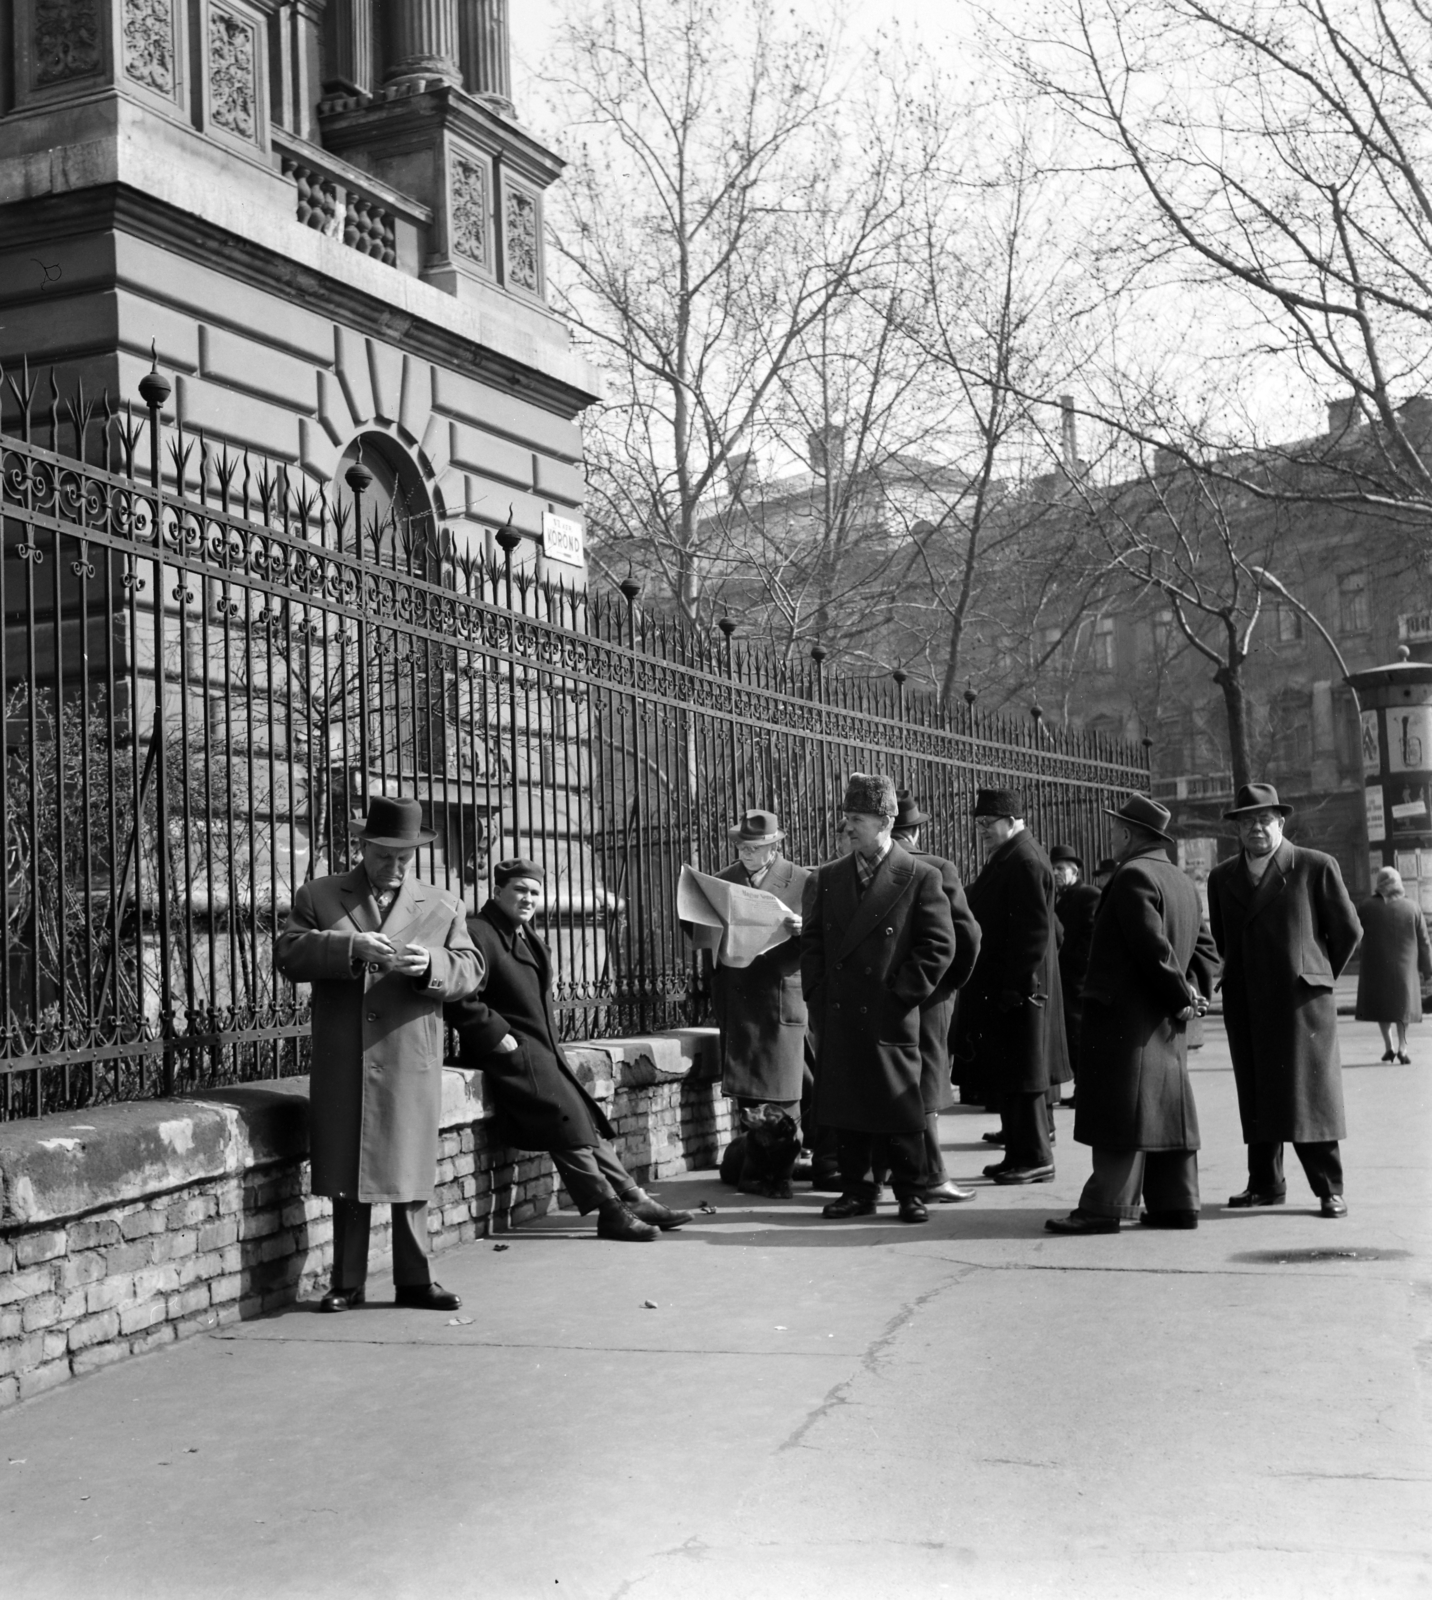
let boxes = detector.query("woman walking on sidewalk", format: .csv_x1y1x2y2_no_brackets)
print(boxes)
1355,867,1431,1064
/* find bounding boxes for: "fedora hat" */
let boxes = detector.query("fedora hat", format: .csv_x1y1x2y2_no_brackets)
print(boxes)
973,787,1024,819
894,789,929,830
350,795,436,847
1104,793,1174,841
728,808,784,844
1095,857,1119,877
1049,843,1083,868
1223,782,1292,820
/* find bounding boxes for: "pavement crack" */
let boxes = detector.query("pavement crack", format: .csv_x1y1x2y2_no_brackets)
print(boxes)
211,1332,848,1357
928,1254,1417,1281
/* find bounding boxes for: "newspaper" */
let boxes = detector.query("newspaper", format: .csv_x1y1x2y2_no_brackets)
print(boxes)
677,865,797,968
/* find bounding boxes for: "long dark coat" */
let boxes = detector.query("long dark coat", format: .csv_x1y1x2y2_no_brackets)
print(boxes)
801,844,958,1135
275,868,482,1203
445,903,613,1152
1354,893,1432,1025
1074,845,1220,1152
952,828,1071,1102
1055,880,1101,1059
693,857,810,1102
908,848,981,1112
1208,840,1362,1144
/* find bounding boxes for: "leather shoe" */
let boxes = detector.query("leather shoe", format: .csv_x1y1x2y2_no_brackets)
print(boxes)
597,1199,659,1241
982,1159,1011,1178
1139,1209,1199,1229
925,1180,977,1203
898,1197,929,1224
1044,1211,1118,1234
630,1196,693,1229
1226,1189,1286,1208
993,1164,1055,1184
822,1194,877,1219
394,1283,461,1311
1320,1194,1348,1218
980,1132,1005,1145
319,1285,365,1313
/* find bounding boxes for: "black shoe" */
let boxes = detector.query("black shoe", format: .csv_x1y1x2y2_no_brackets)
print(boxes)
981,1132,1005,1146
630,1196,694,1229
1226,1189,1286,1208
1320,1195,1348,1218
597,1199,659,1241
898,1197,929,1224
1044,1211,1118,1234
924,1180,977,1203
982,1159,1011,1178
319,1285,365,1313
822,1194,877,1219
1397,1051,1412,1065
1139,1210,1199,1229
808,1170,845,1192
394,1283,461,1311
1381,1049,1396,1062
993,1164,1055,1185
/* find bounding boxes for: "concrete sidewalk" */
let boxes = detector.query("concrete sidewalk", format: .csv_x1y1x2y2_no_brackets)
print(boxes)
0,1020,1428,1600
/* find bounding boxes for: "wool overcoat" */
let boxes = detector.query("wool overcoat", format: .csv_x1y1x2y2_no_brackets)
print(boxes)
445,903,614,1152
907,848,981,1112
275,867,482,1203
1073,845,1220,1152
1354,893,1432,1026
952,828,1071,1101
690,857,810,1102
1208,840,1362,1144
800,844,958,1135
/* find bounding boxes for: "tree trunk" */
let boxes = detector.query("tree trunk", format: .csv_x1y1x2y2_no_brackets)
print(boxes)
1212,661,1252,791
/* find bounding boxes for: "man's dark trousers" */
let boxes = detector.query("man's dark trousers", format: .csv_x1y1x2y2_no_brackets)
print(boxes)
1002,1090,1053,1168
836,1129,926,1201
1248,1140,1343,1198
331,1199,432,1291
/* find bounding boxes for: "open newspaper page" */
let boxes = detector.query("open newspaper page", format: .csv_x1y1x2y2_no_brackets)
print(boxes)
676,865,795,968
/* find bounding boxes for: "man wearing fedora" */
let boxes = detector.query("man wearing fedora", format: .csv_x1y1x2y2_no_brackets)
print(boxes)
891,789,981,1203
1046,796,1218,1235
1207,783,1361,1217
448,860,691,1242
685,809,810,1196
952,788,1071,1184
276,796,482,1311
1051,843,1101,1107
802,773,958,1223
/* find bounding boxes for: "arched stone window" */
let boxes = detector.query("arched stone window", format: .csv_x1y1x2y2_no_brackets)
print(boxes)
336,432,441,576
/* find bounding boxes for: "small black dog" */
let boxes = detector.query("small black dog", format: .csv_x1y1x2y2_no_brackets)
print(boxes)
719,1104,802,1198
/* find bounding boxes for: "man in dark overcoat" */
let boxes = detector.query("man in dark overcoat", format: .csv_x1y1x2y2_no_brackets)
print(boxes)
684,809,809,1194
447,859,692,1242
892,789,981,1203
275,796,482,1313
802,773,958,1224
1046,796,1219,1235
952,788,1070,1184
1051,843,1101,1103
1207,783,1362,1218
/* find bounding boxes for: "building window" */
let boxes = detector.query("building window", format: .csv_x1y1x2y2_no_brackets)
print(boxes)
1153,608,1174,651
1272,693,1313,770
1092,616,1116,671
1039,624,1063,666
1276,603,1303,643
1339,571,1370,634
1157,716,1188,773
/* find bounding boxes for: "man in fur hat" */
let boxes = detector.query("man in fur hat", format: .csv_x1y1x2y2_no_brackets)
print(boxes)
276,795,482,1312
801,773,958,1224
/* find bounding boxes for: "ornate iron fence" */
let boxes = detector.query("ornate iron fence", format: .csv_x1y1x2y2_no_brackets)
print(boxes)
0,357,1147,1120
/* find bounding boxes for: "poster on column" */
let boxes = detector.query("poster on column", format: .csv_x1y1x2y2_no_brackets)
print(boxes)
1386,706,1432,772
1366,785,1386,842
1361,709,1381,775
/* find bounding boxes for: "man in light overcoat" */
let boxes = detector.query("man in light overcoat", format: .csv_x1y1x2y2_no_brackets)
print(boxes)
275,796,482,1312
802,773,958,1224
1207,783,1362,1217
952,789,1071,1184
1046,795,1219,1235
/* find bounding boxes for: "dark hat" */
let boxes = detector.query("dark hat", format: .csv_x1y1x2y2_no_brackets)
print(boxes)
728,808,784,844
1224,782,1292,820
893,789,929,830
973,787,1025,819
493,857,546,888
1095,858,1119,877
1104,793,1174,841
842,773,898,817
350,795,436,847
1049,844,1083,868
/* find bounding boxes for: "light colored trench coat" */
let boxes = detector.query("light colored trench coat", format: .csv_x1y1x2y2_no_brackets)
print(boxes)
275,866,482,1203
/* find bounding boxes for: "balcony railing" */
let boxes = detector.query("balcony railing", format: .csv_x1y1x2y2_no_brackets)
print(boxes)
272,131,432,276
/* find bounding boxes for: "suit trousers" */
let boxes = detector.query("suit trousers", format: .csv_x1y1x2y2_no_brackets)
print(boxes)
836,1128,926,1202
1247,1139,1343,1198
550,1141,643,1214
923,1111,948,1185
331,1198,432,1290
1077,1147,1199,1220
1002,1090,1054,1169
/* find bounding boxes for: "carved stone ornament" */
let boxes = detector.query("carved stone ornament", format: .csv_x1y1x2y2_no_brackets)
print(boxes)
209,6,257,140
122,0,176,97
504,188,539,292
451,156,488,265
33,0,103,87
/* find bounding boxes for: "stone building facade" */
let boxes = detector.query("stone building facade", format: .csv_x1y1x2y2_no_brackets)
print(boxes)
0,0,598,577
